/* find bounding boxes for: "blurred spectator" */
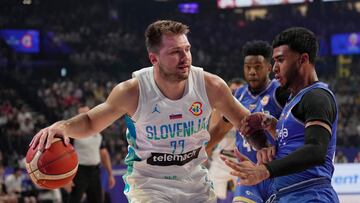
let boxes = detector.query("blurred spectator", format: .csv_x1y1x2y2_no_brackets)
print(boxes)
17,106,32,126
334,151,349,163
354,152,360,163
4,167,37,203
37,189,62,203
19,118,34,135
0,151,5,167
0,164,18,203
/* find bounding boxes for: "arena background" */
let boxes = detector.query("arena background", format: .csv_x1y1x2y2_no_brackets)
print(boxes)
1,0,360,202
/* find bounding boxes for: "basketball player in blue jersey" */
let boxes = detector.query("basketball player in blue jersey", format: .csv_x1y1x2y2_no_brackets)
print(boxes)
29,20,251,203
206,40,289,203
222,27,339,203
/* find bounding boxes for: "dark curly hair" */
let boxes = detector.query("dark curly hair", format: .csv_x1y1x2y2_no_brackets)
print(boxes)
242,40,272,62
272,27,318,64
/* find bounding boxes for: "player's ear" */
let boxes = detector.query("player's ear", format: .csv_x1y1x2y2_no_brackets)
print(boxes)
300,53,309,65
267,62,272,72
148,52,158,65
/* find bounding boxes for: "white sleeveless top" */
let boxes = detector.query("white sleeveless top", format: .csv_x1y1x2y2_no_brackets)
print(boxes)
74,133,102,166
125,66,212,179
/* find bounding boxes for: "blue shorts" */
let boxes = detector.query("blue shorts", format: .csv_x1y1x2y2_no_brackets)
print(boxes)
233,178,273,203
266,177,339,203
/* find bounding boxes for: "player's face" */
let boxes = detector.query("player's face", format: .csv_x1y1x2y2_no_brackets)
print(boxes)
272,45,301,90
150,34,192,82
243,55,271,92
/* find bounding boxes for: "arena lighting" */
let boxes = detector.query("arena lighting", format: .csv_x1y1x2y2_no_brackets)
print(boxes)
23,0,31,5
331,32,360,55
178,2,199,14
0,29,40,53
217,0,317,9
61,67,67,77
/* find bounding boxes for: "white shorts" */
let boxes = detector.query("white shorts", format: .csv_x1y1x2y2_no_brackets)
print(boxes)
208,154,237,200
124,165,216,203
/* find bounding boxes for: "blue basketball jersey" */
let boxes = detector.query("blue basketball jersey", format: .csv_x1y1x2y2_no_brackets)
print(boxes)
234,79,284,162
273,82,338,190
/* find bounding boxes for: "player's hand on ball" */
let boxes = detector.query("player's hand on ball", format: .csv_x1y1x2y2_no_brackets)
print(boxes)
240,112,267,150
240,112,273,134
239,112,276,150
30,121,70,150
240,112,262,134
256,146,276,165
26,137,78,189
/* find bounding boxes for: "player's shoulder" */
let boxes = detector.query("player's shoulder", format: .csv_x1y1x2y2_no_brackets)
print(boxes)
303,88,333,102
203,71,227,90
203,72,230,106
300,87,336,112
110,78,139,107
132,66,153,77
105,78,139,116
190,65,203,71
115,78,139,93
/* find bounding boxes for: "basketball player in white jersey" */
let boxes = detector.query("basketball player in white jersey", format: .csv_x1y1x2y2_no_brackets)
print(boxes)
29,20,250,203
207,78,244,201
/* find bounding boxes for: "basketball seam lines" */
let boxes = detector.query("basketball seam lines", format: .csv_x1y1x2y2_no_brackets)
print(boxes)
28,149,77,175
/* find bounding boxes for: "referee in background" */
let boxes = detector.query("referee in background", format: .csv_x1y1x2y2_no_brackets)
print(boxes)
65,104,116,203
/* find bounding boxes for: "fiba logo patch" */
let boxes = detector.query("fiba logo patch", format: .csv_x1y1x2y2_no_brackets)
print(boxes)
189,102,202,116
261,95,270,106
249,104,256,111
245,190,254,196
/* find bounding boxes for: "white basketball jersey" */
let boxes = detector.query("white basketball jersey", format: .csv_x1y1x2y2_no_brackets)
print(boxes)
124,66,212,180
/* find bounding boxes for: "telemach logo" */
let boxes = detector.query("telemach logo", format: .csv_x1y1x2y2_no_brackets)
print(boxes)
147,147,201,166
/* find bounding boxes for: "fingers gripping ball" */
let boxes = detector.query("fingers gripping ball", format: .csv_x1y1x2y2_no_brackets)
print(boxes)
244,114,268,150
25,138,78,189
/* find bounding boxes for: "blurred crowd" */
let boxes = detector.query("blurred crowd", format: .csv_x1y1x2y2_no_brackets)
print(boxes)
1,0,360,202
0,76,128,166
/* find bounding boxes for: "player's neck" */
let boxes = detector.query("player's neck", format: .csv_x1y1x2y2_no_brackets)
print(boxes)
154,76,187,100
249,78,270,95
289,67,318,96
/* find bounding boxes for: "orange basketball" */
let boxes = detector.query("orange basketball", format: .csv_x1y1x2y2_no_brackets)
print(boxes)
25,137,78,189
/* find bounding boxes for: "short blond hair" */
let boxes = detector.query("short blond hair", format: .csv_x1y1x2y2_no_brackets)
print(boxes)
145,20,189,52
